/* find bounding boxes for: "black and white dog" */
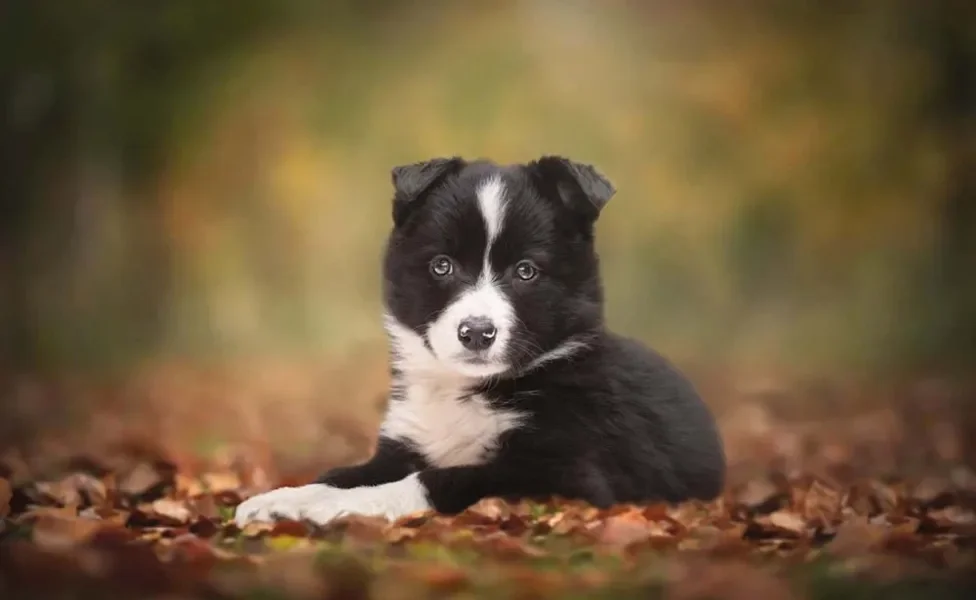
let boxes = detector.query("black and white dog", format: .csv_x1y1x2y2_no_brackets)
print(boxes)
234,156,725,526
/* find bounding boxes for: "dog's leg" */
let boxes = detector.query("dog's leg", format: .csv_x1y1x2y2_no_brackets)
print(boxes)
314,437,425,488
295,459,614,526
233,437,423,526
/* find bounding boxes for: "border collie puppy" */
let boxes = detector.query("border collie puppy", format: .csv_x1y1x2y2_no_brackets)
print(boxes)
235,156,725,526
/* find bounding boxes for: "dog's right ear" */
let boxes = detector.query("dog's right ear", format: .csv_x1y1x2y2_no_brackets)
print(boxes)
390,157,464,227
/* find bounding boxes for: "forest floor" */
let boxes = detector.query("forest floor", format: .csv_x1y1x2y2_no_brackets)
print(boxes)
2,361,975,599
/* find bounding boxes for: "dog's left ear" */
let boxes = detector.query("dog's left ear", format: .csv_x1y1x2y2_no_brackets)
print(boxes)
527,156,616,223
390,157,465,227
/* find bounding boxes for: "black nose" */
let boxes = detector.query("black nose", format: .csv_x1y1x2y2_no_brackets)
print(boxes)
457,317,497,351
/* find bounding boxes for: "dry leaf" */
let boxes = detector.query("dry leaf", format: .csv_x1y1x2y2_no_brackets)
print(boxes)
801,479,842,524
735,477,785,511
826,517,888,557
767,510,807,535
463,497,511,522
0,476,11,518
201,471,242,495
28,509,104,551
118,463,165,498
149,498,192,524
597,514,667,549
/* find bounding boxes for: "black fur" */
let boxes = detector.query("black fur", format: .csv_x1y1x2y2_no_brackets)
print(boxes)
316,156,726,513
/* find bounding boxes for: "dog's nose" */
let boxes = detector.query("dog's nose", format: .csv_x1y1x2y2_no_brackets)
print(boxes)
457,317,497,351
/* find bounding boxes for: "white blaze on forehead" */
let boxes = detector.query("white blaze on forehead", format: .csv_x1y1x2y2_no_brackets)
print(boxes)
476,174,507,249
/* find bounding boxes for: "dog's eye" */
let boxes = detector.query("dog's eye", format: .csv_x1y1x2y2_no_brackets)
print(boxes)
429,255,454,278
514,261,538,281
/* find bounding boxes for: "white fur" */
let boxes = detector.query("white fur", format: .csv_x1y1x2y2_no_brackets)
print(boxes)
524,335,592,372
477,174,506,242
380,375,525,468
424,175,514,378
234,474,431,526
425,280,514,377
383,315,527,468
234,483,344,525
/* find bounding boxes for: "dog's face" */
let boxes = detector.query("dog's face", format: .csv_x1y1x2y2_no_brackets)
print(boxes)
382,156,615,379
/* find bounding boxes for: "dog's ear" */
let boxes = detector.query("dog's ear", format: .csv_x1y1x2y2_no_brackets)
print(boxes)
527,156,616,224
390,157,465,227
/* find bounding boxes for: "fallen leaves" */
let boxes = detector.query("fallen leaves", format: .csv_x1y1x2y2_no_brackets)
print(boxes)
20,507,105,551
2,457,975,600
3,374,976,599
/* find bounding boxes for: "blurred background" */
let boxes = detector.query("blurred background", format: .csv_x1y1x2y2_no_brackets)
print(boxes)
2,0,974,482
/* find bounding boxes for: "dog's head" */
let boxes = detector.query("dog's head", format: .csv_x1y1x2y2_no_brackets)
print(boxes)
382,156,615,379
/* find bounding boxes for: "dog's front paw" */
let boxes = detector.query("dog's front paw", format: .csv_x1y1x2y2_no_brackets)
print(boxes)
233,475,432,527
234,484,342,526
301,474,432,524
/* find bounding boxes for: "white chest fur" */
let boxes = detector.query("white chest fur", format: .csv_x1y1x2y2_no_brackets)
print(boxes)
379,377,525,468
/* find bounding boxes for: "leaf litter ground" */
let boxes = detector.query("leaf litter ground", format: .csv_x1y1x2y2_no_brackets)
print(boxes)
2,369,976,599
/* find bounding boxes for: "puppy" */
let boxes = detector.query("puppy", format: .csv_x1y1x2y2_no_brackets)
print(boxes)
235,156,726,526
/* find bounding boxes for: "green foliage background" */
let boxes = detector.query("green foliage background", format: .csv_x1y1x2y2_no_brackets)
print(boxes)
2,0,974,374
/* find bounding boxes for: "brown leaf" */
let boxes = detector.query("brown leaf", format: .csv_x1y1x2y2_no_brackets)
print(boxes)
165,533,220,579
36,473,109,509
747,510,807,539
497,513,530,536
0,477,11,518
546,510,589,536
330,514,389,544
911,476,954,508
268,519,312,537
214,489,244,508
385,525,418,544
734,477,780,507
187,493,220,520
734,477,790,515
844,481,881,517
642,502,670,521
27,508,104,551
458,497,510,524
685,524,753,556
201,471,242,494
178,471,243,497
769,510,806,531
34,480,83,508
800,479,842,524
240,521,275,537
597,514,669,549
149,498,192,524
118,462,164,499
927,505,976,532
826,517,888,558
78,505,129,527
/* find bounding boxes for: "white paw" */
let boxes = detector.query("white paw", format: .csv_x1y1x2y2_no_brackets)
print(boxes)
234,484,344,526
302,474,431,525
233,475,432,527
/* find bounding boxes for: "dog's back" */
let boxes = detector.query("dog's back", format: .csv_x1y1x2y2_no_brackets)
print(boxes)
492,331,725,506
